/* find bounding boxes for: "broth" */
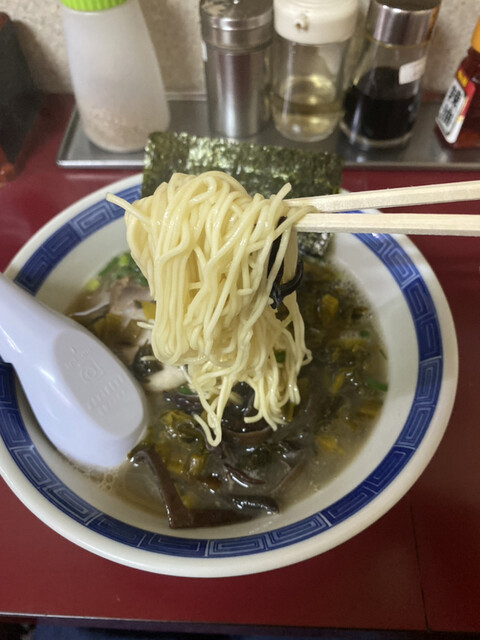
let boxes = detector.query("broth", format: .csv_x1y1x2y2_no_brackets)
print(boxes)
68,248,388,527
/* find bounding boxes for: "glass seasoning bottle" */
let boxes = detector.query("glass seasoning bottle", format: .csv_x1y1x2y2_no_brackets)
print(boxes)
340,0,441,150
271,0,359,142
436,16,480,149
58,0,170,153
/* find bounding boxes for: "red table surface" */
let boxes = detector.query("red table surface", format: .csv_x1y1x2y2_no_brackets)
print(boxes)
1,95,479,634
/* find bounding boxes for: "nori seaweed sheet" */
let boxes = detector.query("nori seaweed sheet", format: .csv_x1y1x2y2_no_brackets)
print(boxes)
141,131,344,259
142,131,343,199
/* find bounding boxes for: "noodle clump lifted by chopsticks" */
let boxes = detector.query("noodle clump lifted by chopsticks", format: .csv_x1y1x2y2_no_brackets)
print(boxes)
107,171,312,446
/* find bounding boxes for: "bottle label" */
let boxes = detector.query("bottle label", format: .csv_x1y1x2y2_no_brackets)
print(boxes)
399,57,427,85
436,67,476,143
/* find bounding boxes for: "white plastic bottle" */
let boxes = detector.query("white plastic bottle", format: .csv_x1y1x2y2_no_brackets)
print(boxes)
58,0,170,153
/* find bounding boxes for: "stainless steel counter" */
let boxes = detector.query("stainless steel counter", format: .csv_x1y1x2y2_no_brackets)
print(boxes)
56,97,480,170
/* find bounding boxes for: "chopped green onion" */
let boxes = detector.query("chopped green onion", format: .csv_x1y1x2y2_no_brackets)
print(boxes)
98,252,148,286
178,384,196,395
366,378,388,392
85,277,100,292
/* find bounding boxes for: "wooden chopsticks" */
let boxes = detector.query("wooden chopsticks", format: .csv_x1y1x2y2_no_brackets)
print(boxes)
287,180,480,236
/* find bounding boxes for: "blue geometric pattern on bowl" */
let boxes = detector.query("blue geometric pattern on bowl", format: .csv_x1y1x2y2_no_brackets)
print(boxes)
0,184,442,558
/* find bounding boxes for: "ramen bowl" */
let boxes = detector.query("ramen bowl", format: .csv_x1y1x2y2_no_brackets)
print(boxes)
0,174,458,578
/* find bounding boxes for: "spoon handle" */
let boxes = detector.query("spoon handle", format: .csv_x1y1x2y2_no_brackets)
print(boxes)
0,273,146,468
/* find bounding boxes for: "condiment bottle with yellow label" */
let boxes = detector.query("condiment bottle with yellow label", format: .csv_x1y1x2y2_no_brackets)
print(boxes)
436,16,480,149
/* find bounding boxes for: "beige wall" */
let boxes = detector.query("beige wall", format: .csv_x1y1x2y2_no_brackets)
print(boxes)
0,0,478,96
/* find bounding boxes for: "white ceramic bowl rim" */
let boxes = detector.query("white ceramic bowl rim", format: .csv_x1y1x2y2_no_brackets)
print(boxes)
0,174,458,576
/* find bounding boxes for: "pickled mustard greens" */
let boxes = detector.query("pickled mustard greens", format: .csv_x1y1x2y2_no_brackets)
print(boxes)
69,248,388,529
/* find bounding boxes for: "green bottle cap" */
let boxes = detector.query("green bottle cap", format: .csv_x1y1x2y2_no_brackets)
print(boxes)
58,0,128,11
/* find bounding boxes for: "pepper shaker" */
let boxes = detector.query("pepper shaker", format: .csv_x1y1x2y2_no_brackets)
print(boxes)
341,0,441,150
200,0,273,138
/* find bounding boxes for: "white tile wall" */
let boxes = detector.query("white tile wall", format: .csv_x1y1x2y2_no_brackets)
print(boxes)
0,0,478,97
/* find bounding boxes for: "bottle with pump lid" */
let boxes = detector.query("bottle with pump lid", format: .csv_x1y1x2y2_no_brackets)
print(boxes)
58,0,170,153
271,0,358,142
436,16,480,149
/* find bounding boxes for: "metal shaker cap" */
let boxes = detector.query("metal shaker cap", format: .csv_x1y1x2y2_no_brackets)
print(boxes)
366,0,441,46
200,0,273,50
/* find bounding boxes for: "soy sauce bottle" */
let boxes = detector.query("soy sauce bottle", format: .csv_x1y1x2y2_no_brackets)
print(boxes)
340,0,441,150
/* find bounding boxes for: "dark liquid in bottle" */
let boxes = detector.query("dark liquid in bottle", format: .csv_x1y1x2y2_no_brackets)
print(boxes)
342,66,420,143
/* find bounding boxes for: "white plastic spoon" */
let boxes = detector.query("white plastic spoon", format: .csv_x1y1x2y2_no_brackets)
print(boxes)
0,273,148,469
